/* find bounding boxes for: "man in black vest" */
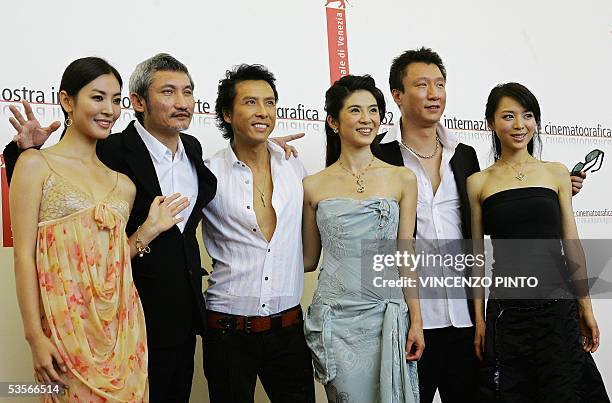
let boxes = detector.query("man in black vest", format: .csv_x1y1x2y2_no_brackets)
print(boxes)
372,47,587,403
4,54,217,402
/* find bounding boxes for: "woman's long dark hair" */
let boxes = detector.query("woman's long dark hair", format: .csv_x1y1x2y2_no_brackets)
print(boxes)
59,57,122,137
485,82,541,160
325,75,386,166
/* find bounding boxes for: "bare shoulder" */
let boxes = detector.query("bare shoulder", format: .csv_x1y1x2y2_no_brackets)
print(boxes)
303,169,327,198
17,148,46,166
393,165,417,185
467,169,488,193
15,149,49,178
467,168,487,183
543,161,570,177
543,161,571,192
117,172,136,198
303,170,323,188
479,161,499,176
370,158,415,183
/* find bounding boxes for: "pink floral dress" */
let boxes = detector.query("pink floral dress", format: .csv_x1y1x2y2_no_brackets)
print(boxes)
35,155,148,402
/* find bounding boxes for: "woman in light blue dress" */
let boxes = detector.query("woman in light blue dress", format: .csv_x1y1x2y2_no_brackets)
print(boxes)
303,75,423,402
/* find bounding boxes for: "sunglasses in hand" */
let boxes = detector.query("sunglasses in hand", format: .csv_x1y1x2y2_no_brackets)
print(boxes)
571,149,604,176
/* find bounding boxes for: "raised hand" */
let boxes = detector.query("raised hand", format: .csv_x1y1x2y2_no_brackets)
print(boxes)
8,100,61,149
129,193,190,259
270,132,304,159
145,193,190,235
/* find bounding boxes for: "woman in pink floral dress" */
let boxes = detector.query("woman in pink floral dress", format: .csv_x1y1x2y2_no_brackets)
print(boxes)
9,57,189,402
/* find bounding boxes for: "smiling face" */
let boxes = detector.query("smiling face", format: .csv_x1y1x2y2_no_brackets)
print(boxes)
62,73,122,140
223,80,277,145
328,90,380,148
137,70,195,135
392,62,446,128
490,96,537,154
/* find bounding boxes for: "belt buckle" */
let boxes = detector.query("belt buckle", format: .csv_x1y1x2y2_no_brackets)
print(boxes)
217,316,236,330
244,317,253,334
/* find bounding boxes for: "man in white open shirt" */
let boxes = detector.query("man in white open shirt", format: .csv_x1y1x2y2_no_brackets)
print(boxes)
200,64,315,403
375,48,480,403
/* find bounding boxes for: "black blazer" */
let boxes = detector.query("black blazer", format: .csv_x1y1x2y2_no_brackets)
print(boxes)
4,121,217,348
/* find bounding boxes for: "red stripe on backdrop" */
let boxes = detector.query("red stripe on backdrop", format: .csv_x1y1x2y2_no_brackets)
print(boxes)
325,4,350,85
1,154,13,247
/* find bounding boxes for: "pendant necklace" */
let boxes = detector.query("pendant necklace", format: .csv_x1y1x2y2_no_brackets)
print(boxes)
499,158,527,181
254,165,269,207
338,156,375,193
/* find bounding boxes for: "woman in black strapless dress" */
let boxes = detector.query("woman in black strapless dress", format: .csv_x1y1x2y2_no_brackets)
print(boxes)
466,83,607,402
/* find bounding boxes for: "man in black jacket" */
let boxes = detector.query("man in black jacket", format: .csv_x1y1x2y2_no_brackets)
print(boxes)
4,53,217,402
371,47,480,403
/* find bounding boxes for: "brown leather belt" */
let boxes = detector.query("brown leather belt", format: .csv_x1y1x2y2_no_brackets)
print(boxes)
207,305,303,333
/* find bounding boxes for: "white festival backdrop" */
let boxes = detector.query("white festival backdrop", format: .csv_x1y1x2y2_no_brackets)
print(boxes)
0,0,611,400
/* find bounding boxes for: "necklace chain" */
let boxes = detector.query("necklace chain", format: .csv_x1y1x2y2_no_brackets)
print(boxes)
253,162,270,207
499,157,527,181
338,156,375,193
401,134,441,159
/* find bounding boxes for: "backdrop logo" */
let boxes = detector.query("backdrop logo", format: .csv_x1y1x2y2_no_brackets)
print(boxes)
325,0,350,84
325,0,347,8
1,154,12,247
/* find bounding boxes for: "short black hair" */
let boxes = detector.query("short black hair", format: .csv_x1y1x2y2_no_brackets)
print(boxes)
215,64,278,141
485,82,542,160
389,47,447,93
324,74,386,166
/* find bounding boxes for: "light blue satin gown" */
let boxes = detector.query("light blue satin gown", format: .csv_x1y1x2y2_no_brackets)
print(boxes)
304,198,419,403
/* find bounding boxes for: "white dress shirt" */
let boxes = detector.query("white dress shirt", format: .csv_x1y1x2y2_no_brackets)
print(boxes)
381,123,473,329
202,141,307,316
135,121,198,233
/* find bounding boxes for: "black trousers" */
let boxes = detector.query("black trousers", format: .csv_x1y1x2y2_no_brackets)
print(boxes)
148,333,196,403
203,318,315,403
418,326,479,403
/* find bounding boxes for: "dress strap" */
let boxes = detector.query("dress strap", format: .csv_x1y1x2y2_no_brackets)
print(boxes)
108,171,120,196
38,150,63,177
39,151,120,202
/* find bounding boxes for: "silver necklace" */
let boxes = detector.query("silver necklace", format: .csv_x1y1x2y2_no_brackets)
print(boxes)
499,158,527,181
401,134,441,159
253,166,269,207
338,156,375,193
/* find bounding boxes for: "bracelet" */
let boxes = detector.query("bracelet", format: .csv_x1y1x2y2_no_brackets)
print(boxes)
135,226,151,258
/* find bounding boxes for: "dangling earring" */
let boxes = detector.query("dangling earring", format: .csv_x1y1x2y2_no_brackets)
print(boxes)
332,128,338,134
65,117,73,127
